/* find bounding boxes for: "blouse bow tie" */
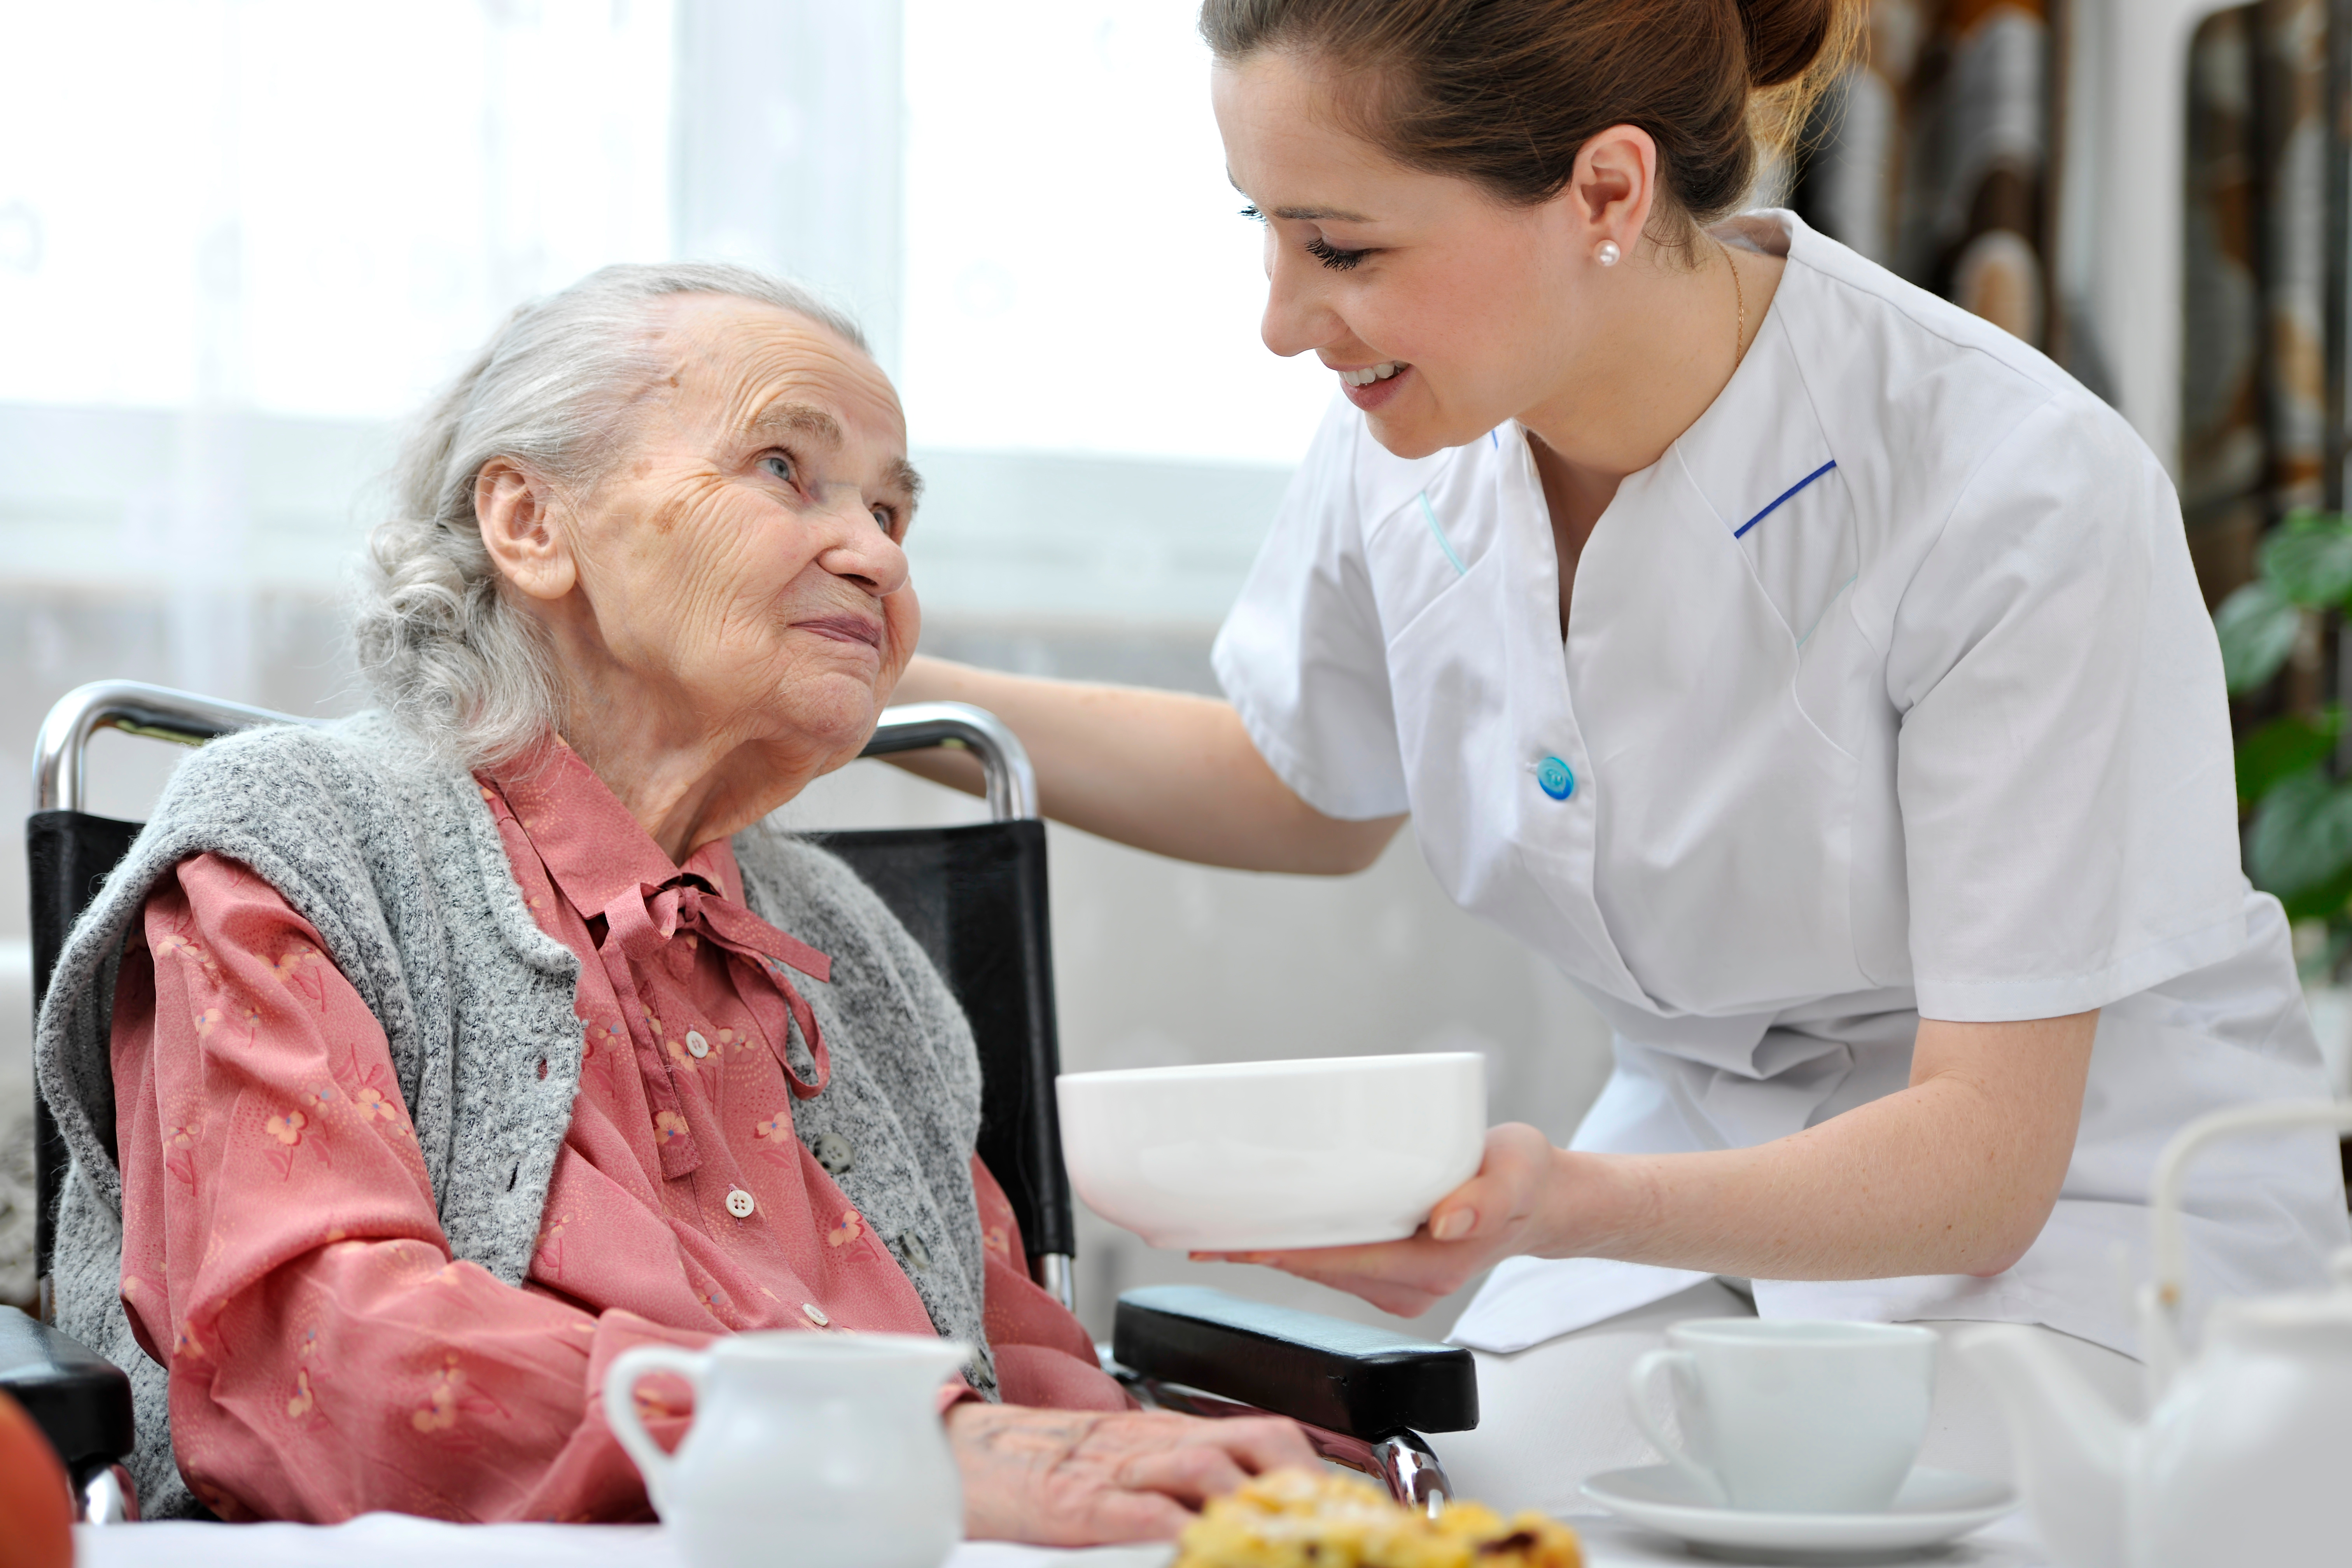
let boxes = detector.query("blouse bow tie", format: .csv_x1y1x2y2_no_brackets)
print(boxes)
597,873,834,1180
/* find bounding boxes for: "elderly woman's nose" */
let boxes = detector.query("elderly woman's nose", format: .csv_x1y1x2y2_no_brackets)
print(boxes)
810,491,910,595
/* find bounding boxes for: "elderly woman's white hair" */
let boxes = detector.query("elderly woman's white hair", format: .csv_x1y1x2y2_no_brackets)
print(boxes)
353,261,867,769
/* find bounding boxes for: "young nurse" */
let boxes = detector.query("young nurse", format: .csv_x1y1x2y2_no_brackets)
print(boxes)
897,0,2352,1509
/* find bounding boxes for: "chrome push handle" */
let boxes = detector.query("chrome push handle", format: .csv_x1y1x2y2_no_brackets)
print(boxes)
852,700,1038,822
32,683,1040,823
33,680,318,814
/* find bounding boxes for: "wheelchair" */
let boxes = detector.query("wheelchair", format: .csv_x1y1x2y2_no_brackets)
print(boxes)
10,681,1475,1524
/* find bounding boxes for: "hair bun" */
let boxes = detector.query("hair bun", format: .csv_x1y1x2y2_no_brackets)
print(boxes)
1738,0,1838,88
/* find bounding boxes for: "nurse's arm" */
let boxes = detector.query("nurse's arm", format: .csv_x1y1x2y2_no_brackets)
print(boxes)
884,654,1405,874
1205,1011,2099,1317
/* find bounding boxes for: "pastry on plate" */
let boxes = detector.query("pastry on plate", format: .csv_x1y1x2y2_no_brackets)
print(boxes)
1174,1468,1582,1568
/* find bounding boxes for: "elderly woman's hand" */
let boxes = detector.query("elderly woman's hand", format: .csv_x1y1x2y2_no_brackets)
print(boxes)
947,1403,1317,1545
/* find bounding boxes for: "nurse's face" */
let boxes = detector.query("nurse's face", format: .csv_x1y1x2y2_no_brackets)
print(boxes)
1211,51,1624,460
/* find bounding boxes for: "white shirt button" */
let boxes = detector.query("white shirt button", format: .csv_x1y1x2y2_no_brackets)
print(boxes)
724,1187,755,1219
801,1302,830,1327
686,1029,710,1059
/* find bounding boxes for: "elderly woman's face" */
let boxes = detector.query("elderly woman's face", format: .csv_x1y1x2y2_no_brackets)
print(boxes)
533,296,920,778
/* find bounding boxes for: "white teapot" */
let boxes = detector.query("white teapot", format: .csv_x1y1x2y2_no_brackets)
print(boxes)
606,1329,968,1568
1962,1101,2352,1568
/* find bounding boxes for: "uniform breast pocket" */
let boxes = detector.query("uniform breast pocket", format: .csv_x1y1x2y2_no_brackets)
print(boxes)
1360,454,1518,638
1381,544,1523,912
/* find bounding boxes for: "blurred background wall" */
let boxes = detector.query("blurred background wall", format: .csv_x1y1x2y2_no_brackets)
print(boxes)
2,0,2322,1328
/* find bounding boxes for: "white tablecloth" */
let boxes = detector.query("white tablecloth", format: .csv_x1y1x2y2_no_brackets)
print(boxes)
70,1518,1174,1568
72,1507,2055,1568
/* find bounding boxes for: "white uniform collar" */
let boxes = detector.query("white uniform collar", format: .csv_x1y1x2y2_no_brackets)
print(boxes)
1664,211,1839,551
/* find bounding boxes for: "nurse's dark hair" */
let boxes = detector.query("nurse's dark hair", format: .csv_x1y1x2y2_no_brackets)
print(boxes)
1199,0,1858,240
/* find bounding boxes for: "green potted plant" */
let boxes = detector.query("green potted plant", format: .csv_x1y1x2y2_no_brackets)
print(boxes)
2215,508,2352,967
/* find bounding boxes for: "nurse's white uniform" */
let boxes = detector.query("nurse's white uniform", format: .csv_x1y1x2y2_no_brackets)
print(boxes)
1213,212,2352,1506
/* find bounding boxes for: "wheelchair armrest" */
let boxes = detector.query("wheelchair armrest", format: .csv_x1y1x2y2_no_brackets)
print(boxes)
0,1307,135,1484
1111,1285,1477,1439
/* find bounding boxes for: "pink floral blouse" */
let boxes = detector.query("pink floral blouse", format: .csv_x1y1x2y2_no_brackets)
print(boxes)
110,741,1120,1524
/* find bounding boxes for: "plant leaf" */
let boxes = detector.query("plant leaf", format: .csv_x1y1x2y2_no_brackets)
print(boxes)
2245,765,2352,917
2234,707,2344,809
2259,509,2352,607
2215,580,2301,694
2278,861,2352,925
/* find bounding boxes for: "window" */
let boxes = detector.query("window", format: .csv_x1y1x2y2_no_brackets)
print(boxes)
0,0,1311,630
0,1,674,420
900,0,1328,467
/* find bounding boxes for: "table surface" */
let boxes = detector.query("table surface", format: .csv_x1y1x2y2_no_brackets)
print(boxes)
72,1507,2056,1568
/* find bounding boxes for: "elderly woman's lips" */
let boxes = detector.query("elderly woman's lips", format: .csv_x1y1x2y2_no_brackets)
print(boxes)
801,615,885,650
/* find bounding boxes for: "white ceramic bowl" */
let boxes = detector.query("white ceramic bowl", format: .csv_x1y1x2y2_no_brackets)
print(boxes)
1055,1052,1486,1252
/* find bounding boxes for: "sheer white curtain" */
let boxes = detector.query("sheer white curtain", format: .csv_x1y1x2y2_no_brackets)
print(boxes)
0,0,1330,646
0,0,673,618
889,0,1332,630
0,1,673,418
899,0,1329,466
0,0,676,1306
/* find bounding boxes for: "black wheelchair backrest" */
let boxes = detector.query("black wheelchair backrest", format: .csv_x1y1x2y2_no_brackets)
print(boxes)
26,683,1073,1313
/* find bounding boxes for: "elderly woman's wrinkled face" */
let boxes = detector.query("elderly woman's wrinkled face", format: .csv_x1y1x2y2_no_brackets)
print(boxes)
517,296,920,781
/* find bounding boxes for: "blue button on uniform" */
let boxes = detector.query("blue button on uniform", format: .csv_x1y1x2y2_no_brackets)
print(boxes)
1536,756,1575,800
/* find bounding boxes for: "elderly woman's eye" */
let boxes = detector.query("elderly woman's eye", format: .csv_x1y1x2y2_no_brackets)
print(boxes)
870,506,893,533
762,454,795,484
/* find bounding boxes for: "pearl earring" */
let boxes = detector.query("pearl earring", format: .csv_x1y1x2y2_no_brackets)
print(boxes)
1595,240,1621,267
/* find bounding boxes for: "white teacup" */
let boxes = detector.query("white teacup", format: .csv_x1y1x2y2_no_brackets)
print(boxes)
607,1330,966,1568
1627,1319,1937,1514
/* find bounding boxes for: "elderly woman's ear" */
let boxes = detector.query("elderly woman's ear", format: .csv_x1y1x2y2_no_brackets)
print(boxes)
475,458,579,604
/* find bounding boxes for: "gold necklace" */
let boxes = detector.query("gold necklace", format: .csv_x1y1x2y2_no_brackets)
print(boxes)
1725,240,1746,365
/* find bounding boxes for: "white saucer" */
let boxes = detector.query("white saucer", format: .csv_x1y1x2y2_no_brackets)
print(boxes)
1580,1465,2018,1562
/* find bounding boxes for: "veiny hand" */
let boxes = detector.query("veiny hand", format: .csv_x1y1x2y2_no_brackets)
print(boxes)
947,1402,1318,1545
1194,1123,1583,1317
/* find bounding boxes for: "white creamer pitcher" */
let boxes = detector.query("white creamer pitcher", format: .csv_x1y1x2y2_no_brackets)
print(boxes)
606,1330,968,1568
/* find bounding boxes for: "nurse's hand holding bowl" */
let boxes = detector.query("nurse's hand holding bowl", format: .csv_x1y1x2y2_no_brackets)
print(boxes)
901,0,2352,1512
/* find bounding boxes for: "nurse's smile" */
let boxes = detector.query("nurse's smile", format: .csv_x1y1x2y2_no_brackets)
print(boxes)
1328,359,1412,410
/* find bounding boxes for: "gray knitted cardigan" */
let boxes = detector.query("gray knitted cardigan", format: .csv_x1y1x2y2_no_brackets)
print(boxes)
33,712,996,1519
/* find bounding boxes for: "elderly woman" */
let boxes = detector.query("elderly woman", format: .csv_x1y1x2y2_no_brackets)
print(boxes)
35,263,1312,1531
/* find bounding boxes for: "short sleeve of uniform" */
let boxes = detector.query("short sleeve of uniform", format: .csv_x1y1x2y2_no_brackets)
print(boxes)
1887,393,2247,1021
1212,397,1411,821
